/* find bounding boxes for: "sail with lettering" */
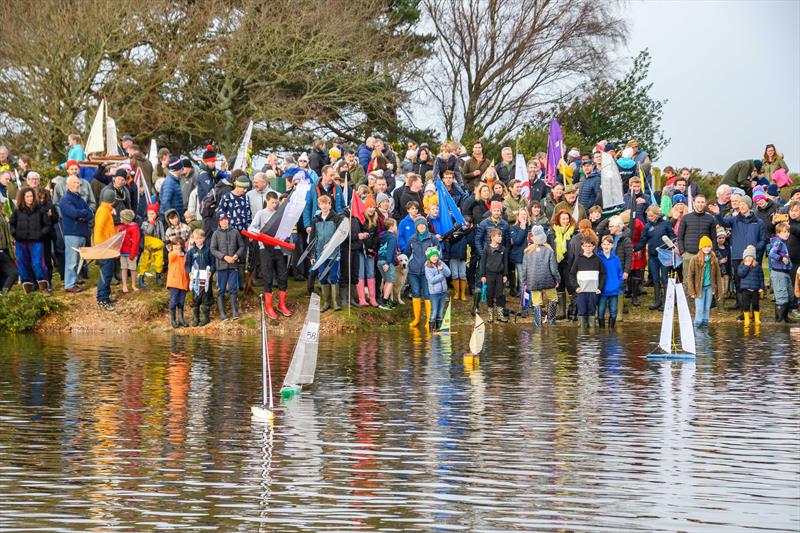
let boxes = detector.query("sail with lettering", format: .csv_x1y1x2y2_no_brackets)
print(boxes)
280,294,321,399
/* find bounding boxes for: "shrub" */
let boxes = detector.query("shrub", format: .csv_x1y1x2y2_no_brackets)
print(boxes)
0,291,65,332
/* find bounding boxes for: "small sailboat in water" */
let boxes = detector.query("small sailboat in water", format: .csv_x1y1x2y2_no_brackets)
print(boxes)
251,294,275,422
647,277,696,361
464,313,485,368
280,294,321,399
437,299,452,334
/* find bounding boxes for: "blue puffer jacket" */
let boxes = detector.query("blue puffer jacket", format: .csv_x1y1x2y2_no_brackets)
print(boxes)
634,217,675,257
509,223,530,264
196,165,217,207
599,252,624,296
736,262,764,290
475,217,510,256
405,233,439,275
59,190,92,239
578,171,601,211
715,212,767,261
160,173,183,218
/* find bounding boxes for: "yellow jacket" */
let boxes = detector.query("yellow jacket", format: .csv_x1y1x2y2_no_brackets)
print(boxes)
94,203,116,244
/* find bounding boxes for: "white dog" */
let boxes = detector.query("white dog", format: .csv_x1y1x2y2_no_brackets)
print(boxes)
391,254,409,305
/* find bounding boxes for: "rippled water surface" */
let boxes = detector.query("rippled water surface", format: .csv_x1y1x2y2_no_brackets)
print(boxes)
0,325,798,532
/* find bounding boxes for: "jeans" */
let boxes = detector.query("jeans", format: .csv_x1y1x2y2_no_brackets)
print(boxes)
217,269,239,294
358,253,375,280
598,294,618,320
97,258,115,303
63,235,85,289
694,285,713,325
576,291,598,316
449,259,467,279
429,292,447,322
648,255,669,287
770,270,791,305
408,272,429,298
15,241,47,283
169,288,187,310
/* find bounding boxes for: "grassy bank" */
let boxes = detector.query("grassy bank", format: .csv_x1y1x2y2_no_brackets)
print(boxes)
2,272,784,336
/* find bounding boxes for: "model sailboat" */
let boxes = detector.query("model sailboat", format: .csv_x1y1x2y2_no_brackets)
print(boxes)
252,294,275,422
83,98,125,164
464,313,485,368
647,239,696,360
280,294,321,399
437,299,452,334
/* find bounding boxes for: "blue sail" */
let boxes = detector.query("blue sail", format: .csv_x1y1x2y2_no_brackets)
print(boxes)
435,178,465,234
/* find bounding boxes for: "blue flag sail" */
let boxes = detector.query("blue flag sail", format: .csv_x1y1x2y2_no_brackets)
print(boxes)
434,178,466,234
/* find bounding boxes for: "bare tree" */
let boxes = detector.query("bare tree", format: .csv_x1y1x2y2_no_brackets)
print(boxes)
423,0,625,144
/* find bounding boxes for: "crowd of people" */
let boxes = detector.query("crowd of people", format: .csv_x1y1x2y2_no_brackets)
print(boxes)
0,136,797,332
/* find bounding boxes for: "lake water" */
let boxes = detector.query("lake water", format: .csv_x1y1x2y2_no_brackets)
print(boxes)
0,326,798,532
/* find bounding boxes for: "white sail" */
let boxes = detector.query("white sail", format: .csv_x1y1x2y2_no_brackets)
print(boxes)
600,152,625,208
658,278,676,353
282,294,321,388
148,139,159,170
233,120,254,172
105,116,120,156
310,218,350,270
469,314,485,355
274,181,311,242
674,283,696,354
85,100,105,154
514,153,528,183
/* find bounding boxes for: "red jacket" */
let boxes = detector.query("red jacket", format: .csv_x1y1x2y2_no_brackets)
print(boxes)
117,222,141,259
631,218,647,270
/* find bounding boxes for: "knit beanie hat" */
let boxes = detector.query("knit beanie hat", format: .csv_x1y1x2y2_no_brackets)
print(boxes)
753,159,762,171
532,225,547,245
425,182,436,193
698,235,712,249
235,176,251,189
425,247,440,260
621,147,634,159
298,152,309,162
115,168,129,179
716,227,727,238
415,218,429,232
120,209,135,223
672,193,686,205
742,245,756,260
766,183,779,197
100,188,116,204
740,195,753,208
168,156,183,172
376,192,391,206
752,187,766,203
202,145,217,163
66,160,79,170
364,195,376,208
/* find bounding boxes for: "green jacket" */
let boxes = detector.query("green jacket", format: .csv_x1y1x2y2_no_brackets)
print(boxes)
503,193,529,223
0,211,14,259
721,159,754,192
763,157,788,181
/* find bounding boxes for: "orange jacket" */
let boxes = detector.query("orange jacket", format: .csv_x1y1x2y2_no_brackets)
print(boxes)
93,203,116,245
167,249,190,290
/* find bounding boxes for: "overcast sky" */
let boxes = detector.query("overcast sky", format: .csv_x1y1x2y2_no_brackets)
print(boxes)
625,0,800,173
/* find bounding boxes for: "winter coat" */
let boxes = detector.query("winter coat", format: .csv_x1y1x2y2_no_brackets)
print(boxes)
167,250,189,290
303,181,344,229
677,210,717,254
118,222,141,259
405,232,439,275
554,200,586,221
160,172,184,219
196,165,218,208
185,244,215,273
685,252,724,301
578,171,601,210
479,244,508,276
617,158,639,193
736,261,764,291
630,218,647,270
623,191,652,222
599,252,623,296
216,191,252,232
357,143,372,172
444,224,471,261
397,214,419,253
475,216,510,256
503,193,529,223
755,199,778,236
351,217,380,255
425,262,451,294
541,193,562,221
526,178,548,204
209,226,246,270
432,154,463,185
769,236,791,272
763,157,788,181
634,217,675,257
411,160,433,178
721,159,755,192
610,230,633,274
10,205,50,242
471,199,490,223
715,211,767,260
309,147,328,177
310,211,342,261
462,156,490,191
494,162,515,184
94,203,116,245
509,223,530,264
520,244,560,291
378,231,398,264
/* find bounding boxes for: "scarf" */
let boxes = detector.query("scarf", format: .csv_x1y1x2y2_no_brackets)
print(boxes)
553,225,574,262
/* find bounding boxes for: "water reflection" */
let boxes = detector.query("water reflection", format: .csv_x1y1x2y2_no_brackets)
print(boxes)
0,326,797,531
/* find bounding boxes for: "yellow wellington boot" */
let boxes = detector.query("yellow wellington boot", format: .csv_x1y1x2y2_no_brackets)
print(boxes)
409,298,422,327
754,311,761,325
460,280,468,301
424,299,432,323
744,312,750,327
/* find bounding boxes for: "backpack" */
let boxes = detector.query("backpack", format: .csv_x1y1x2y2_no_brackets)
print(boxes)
200,187,218,219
